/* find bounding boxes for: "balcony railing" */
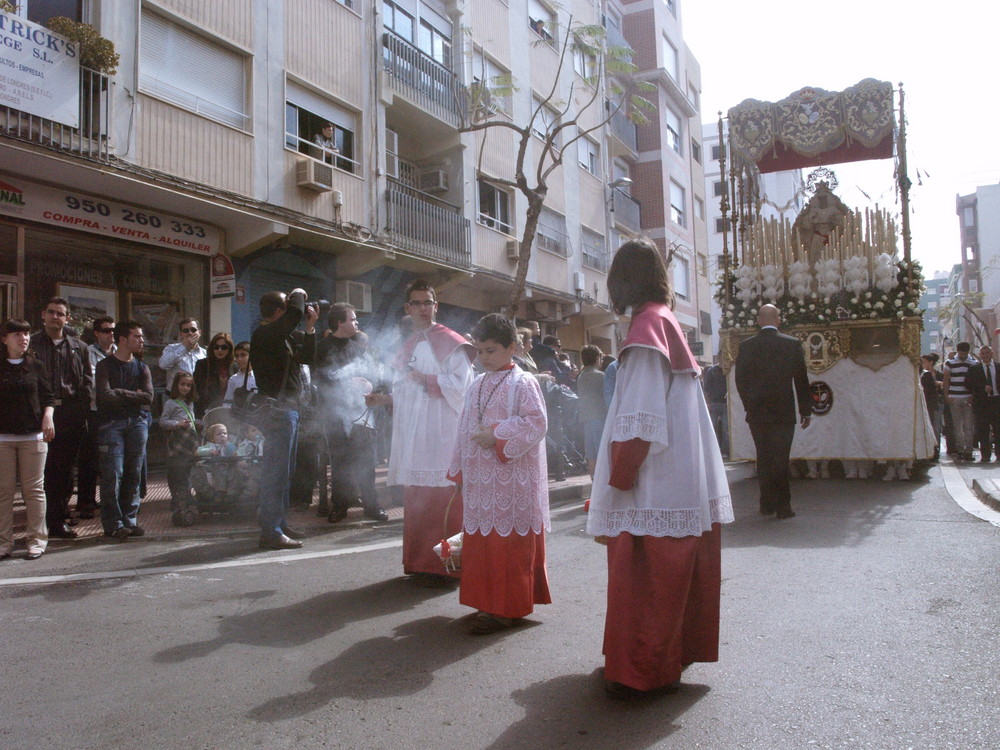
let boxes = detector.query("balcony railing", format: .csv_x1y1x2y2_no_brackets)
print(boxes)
609,107,637,152
582,241,608,272
382,33,465,126
611,189,641,231
537,223,570,258
386,178,471,267
0,68,111,161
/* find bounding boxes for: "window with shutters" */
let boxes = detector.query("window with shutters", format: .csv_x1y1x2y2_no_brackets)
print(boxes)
139,10,249,130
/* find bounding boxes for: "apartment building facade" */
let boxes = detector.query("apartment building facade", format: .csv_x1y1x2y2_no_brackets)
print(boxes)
616,0,710,362
0,0,710,379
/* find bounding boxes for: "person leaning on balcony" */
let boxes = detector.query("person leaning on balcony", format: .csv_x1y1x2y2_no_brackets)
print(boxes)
312,123,339,164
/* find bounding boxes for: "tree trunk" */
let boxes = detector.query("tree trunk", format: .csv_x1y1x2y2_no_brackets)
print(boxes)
505,192,546,319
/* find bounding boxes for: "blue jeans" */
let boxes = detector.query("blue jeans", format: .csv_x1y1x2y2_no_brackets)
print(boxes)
259,407,300,536
98,412,150,533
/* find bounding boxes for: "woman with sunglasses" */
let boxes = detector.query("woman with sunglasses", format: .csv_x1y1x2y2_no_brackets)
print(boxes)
193,333,235,418
0,318,55,560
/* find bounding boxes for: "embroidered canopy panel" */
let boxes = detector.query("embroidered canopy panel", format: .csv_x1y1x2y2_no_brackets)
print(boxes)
728,78,895,173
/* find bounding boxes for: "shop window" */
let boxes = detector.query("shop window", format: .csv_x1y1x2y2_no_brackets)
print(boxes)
139,11,249,130
285,82,358,174
478,179,513,235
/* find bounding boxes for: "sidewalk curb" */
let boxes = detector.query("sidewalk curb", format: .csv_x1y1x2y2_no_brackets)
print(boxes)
47,477,594,546
971,478,1000,513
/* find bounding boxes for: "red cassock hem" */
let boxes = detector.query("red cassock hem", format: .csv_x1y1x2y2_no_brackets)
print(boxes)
402,485,463,577
459,529,551,619
603,525,722,691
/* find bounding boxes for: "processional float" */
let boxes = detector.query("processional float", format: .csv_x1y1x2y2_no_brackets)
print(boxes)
717,78,935,462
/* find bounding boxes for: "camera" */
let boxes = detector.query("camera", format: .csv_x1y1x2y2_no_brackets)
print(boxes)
305,299,330,316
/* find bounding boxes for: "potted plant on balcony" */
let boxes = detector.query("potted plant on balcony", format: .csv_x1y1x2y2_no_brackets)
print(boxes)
45,17,120,76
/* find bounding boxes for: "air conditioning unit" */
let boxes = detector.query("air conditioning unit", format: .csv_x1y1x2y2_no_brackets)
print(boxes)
506,239,520,259
296,158,334,192
334,279,373,313
385,129,399,178
573,271,586,292
418,169,449,193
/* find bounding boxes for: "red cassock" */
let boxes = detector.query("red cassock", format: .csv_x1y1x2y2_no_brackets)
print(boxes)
402,485,463,578
603,525,722,690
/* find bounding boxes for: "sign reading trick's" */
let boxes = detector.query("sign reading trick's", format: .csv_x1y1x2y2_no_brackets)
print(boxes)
0,10,80,128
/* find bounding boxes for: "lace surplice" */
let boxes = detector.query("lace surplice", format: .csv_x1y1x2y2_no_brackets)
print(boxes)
450,368,550,536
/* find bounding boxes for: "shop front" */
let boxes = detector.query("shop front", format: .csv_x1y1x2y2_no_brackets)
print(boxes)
0,174,222,464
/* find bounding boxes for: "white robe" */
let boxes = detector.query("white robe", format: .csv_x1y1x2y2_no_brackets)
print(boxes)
586,348,733,538
387,339,473,487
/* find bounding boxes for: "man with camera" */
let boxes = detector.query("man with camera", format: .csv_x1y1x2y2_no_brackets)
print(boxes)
250,288,318,549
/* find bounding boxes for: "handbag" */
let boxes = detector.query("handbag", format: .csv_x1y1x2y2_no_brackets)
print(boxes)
166,399,201,457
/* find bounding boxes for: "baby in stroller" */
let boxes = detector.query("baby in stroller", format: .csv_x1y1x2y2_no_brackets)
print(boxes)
189,414,262,517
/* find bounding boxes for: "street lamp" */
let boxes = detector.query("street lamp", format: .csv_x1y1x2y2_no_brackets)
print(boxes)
607,177,632,212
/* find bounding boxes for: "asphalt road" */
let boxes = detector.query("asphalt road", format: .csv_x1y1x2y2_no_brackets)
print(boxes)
2,463,998,749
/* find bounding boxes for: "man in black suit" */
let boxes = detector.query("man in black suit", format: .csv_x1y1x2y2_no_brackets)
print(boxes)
965,345,1000,463
735,304,811,519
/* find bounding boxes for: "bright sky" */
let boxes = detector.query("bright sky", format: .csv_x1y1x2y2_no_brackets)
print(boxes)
684,0,1000,280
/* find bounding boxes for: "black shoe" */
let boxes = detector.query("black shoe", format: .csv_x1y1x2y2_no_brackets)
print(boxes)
258,533,303,550
759,506,776,516
49,524,78,539
776,509,797,520
104,528,130,540
65,517,80,527
281,524,305,540
364,507,389,522
327,507,349,523
0,552,10,561
125,525,145,537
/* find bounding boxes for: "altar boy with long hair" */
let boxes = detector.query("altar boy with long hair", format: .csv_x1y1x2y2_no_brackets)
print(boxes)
587,238,733,698
449,314,551,635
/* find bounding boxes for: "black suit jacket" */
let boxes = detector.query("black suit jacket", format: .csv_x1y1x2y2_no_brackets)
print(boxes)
965,359,998,410
734,327,811,424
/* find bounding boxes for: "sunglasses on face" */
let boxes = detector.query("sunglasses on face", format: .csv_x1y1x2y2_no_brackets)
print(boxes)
181,327,198,334
213,344,231,350
95,328,113,334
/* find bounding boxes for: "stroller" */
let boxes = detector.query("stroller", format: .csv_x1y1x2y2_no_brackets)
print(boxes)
179,406,263,525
